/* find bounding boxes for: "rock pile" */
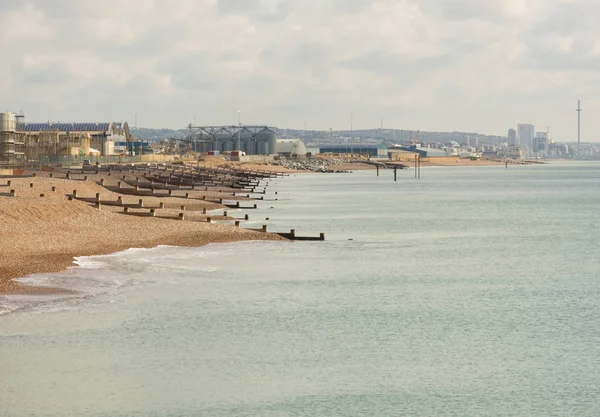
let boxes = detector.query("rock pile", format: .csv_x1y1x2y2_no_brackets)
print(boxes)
277,158,348,172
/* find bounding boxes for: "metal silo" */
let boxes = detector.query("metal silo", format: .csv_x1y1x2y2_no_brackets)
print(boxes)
267,131,277,154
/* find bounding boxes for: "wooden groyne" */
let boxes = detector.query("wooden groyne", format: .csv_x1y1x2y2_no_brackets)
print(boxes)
27,162,324,242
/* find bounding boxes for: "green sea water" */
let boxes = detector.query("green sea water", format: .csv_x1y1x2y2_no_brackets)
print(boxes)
1,162,600,416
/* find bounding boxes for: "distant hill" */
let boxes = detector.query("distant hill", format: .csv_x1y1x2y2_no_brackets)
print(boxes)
278,128,505,146
130,127,185,142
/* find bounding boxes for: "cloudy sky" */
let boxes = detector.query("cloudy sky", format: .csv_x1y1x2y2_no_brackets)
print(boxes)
1,0,598,140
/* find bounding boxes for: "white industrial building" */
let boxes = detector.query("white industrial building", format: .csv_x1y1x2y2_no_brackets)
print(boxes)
277,139,308,157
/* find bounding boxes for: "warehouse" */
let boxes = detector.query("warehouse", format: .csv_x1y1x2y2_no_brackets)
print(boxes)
277,139,308,157
318,143,388,158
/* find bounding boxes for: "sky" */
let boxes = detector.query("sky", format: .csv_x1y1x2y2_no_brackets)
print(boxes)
1,0,599,141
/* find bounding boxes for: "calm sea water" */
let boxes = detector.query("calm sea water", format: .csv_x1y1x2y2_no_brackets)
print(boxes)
2,162,600,416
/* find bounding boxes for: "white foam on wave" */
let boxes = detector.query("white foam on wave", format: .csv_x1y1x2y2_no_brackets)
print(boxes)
2,240,287,317
16,272,66,289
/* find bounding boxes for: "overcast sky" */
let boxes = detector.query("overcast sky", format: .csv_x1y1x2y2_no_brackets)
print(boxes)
1,0,598,140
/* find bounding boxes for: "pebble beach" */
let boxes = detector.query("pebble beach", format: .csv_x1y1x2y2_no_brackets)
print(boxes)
0,171,286,294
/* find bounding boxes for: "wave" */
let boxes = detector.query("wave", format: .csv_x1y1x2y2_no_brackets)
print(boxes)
2,240,289,317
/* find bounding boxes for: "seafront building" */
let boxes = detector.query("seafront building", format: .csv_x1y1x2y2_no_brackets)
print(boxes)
517,124,535,152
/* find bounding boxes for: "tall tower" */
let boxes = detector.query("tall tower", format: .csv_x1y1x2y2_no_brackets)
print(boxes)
508,128,517,146
517,123,535,152
576,100,582,159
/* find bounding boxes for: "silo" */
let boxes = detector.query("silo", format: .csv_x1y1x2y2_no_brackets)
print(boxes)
252,130,277,154
267,131,277,154
257,140,268,155
0,112,17,132
245,139,257,155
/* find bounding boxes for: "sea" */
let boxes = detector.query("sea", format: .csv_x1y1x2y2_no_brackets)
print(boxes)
1,162,600,417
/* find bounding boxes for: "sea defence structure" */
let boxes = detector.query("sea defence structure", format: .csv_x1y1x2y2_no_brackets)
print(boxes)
188,125,277,155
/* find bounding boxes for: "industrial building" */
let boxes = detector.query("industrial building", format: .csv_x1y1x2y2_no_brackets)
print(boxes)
318,143,388,158
276,139,308,157
389,145,450,158
0,112,25,164
20,121,131,158
0,111,133,165
190,125,277,155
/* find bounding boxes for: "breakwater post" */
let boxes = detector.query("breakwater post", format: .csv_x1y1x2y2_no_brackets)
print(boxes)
394,167,397,181
415,155,418,179
377,165,379,177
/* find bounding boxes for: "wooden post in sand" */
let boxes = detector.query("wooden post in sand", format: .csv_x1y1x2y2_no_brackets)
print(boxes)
159,202,165,209
245,214,249,220
223,211,228,217
138,199,143,208
290,229,296,238
95,193,100,202
72,189,78,198
179,213,185,221
30,183,34,188
262,225,268,232
320,233,325,241
394,167,397,182
376,165,379,176
207,217,212,223
51,186,56,192
235,221,240,227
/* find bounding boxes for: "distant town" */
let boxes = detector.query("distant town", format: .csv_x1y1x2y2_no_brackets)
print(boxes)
1,109,598,167
132,124,596,160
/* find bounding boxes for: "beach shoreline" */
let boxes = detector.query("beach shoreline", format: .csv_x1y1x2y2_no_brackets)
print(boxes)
0,168,287,295
0,158,539,294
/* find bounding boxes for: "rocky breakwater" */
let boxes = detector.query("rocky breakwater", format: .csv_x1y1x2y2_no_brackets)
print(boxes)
277,157,350,173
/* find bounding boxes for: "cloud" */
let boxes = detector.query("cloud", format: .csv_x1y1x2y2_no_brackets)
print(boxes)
0,0,598,140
